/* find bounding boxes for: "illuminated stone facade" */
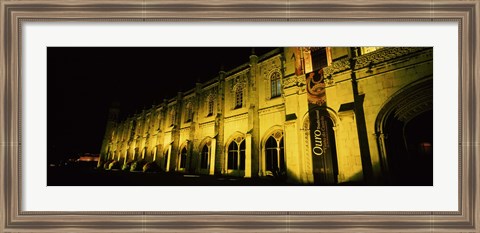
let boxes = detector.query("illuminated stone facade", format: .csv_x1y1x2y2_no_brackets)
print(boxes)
99,47,433,185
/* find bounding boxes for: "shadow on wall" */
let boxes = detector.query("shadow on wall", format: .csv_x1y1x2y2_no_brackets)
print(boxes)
338,171,365,185
337,168,433,186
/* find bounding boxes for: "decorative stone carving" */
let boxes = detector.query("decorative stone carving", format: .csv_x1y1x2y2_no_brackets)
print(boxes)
303,117,312,177
230,75,247,92
322,47,429,79
297,76,306,86
262,58,281,80
204,86,217,101
232,82,244,93
235,136,244,143
283,76,298,88
282,75,307,90
355,47,424,70
184,98,192,107
393,84,433,123
323,58,350,77
273,130,283,140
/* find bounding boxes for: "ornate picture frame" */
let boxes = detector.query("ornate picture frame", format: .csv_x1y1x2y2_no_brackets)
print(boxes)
1,0,478,232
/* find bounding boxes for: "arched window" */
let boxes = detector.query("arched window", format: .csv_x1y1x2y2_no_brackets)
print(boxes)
234,86,243,109
265,132,285,175
134,120,140,136
227,142,238,169
200,145,209,169
265,137,277,171
157,115,162,130
227,139,245,170
207,98,214,117
270,72,282,98
170,109,176,126
144,118,150,135
179,147,187,169
185,103,193,123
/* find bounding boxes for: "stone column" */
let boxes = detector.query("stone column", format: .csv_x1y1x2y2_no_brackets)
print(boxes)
284,120,300,183
245,134,252,178
258,142,264,177
153,146,157,161
376,132,389,175
209,138,216,175
166,144,172,172
215,70,226,175
248,50,260,177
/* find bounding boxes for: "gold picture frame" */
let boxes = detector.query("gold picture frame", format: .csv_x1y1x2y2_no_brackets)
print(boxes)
1,0,478,232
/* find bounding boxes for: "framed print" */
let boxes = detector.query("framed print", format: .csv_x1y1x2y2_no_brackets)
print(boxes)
1,0,479,232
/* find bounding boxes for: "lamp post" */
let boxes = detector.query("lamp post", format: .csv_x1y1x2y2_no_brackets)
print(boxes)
350,47,374,184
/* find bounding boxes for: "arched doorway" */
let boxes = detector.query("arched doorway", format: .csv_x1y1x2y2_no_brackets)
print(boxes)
376,78,433,185
302,107,339,185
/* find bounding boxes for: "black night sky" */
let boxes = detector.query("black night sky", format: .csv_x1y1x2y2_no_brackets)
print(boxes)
47,47,276,163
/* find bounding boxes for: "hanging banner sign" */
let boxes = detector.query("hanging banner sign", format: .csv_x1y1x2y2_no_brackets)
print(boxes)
305,68,337,184
306,68,327,106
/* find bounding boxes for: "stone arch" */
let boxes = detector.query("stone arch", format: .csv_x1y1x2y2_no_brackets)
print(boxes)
375,76,433,133
198,137,214,172
301,105,340,129
224,132,246,175
261,125,284,146
225,131,246,147
260,126,285,177
375,76,433,185
177,141,189,171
